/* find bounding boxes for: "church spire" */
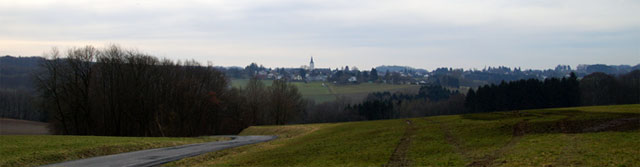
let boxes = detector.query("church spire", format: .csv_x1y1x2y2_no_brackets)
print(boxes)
309,57,315,71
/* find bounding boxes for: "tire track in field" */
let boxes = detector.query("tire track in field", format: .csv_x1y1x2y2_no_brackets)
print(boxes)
468,119,529,167
384,120,415,167
426,117,530,167
425,118,473,162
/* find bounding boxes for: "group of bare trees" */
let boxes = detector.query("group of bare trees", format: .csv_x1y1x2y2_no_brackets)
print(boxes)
35,45,638,137
227,78,306,127
37,45,304,136
0,89,45,121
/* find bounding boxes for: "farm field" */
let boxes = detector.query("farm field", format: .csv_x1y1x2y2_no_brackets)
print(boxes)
0,118,49,135
170,104,640,166
0,135,228,166
231,79,420,103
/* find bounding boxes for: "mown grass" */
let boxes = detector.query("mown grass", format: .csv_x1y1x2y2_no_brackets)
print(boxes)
171,104,639,167
0,135,228,167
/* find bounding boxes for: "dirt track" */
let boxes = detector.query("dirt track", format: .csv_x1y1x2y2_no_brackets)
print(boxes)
385,120,415,167
0,118,50,135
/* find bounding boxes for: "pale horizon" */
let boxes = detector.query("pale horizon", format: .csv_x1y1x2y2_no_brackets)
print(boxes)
1,0,639,70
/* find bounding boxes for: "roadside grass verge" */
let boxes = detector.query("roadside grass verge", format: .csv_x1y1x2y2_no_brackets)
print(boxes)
168,119,406,166
0,135,228,167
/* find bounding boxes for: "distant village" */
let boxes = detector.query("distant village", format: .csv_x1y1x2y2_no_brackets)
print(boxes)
215,57,640,88
1,55,637,89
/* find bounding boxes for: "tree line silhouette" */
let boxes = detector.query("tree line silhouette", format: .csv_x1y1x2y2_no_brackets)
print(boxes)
37,45,304,136
335,71,639,122
465,73,580,112
465,71,639,113
340,85,465,121
27,45,640,136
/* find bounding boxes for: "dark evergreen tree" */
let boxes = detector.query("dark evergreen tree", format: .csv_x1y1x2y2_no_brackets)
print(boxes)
370,68,379,82
465,74,582,113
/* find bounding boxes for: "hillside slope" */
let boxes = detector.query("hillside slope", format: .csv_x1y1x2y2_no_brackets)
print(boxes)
170,104,640,166
0,118,49,135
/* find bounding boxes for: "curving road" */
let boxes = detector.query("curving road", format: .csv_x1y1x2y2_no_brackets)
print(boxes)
43,135,277,167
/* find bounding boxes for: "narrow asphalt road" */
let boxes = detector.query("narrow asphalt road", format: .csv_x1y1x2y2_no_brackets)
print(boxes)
43,135,277,167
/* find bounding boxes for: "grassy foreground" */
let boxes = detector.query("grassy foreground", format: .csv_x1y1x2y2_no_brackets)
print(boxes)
170,104,640,166
0,135,228,166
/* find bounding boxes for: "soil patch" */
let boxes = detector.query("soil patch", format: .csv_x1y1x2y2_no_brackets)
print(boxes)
0,118,50,135
582,117,640,133
529,117,640,134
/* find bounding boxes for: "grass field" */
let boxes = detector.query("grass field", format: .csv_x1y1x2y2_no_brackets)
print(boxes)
231,79,420,103
170,104,640,166
0,135,228,166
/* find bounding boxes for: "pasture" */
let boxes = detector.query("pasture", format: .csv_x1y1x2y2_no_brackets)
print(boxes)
170,104,640,166
231,79,420,103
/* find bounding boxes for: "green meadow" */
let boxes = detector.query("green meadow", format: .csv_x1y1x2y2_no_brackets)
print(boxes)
170,104,640,166
231,79,420,103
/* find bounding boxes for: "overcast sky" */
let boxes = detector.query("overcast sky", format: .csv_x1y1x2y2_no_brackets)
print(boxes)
1,0,639,70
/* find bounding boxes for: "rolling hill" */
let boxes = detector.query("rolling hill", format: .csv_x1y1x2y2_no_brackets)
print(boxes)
169,104,640,166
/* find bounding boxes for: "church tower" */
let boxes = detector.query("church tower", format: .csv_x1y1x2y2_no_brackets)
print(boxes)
309,57,315,71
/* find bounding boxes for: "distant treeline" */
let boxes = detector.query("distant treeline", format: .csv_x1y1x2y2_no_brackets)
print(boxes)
3,46,639,136
0,56,42,91
303,85,467,123
347,85,464,120
306,70,639,124
0,89,46,121
579,71,640,106
466,71,639,112
465,73,580,112
38,45,304,136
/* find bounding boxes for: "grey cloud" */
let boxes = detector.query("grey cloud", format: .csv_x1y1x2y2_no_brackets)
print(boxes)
1,0,638,70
